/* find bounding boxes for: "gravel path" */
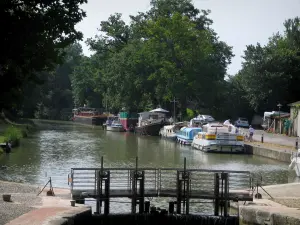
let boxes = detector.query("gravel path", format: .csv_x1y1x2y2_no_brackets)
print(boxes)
0,181,42,225
272,198,300,208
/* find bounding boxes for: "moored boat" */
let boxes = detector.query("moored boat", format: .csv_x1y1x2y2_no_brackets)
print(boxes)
105,117,125,132
159,122,185,140
119,112,138,132
135,108,170,136
72,107,108,126
176,127,202,145
191,122,244,153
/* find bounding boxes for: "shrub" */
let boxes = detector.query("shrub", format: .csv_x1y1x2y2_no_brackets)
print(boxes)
3,126,23,143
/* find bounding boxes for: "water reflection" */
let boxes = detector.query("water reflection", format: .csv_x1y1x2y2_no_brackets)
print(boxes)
0,122,296,188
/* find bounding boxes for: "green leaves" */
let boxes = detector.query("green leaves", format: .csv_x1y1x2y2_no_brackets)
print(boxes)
0,0,87,109
235,17,300,113
78,0,233,114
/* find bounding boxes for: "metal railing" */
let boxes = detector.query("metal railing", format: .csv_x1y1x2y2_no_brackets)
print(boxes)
69,168,251,198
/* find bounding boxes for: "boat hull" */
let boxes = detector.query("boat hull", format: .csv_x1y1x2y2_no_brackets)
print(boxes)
161,134,177,140
191,140,245,154
73,116,106,126
106,126,125,132
177,137,193,145
135,122,165,136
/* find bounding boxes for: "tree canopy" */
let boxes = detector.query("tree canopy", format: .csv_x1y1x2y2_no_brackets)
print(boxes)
0,0,87,109
3,0,300,122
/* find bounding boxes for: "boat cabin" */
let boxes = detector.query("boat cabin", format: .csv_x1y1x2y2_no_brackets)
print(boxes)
177,127,202,140
197,123,243,141
73,107,101,117
138,112,166,126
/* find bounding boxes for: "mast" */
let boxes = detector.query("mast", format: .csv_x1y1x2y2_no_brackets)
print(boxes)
170,97,178,123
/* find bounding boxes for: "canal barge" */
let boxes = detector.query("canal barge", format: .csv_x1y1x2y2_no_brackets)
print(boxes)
191,122,244,153
119,112,138,132
135,109,170,136
72,107,109,126
159,122,185,140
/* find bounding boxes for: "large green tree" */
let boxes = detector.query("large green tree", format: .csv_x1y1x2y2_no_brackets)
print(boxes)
236,17,300,113
0,0,87,109
82,0,233,116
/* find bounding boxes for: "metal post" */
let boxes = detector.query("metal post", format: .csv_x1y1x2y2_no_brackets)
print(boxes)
176,171,182,214
261,134,264,143
104,171,110,215
222,173,229,217
131,171,137,214
214,173,220,216
185,173,190,215
96,170,101,214
296,137,298,150
183,158,186,213
138,171,145,214
169,202,175,214
145,201,150,213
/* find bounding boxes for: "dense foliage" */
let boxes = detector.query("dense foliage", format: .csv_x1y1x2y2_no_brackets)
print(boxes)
0,0,87,110
2,0,300,122
72,0,233,119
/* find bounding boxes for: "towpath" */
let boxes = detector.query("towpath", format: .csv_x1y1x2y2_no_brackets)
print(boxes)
240,128,298,148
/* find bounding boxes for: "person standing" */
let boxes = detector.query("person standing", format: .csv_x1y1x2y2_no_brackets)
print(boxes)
249,125,255,142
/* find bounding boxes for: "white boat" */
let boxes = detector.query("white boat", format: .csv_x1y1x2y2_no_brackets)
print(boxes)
105,117,125,132
289,149,300,176
159,122,184,140
191,122,245,153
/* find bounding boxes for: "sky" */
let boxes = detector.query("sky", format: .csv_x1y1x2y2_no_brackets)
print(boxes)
75,0,300,75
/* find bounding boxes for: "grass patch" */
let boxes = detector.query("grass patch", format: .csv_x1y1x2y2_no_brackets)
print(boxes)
3,126,23,144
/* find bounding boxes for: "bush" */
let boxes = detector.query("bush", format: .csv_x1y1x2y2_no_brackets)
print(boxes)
3,126,23,143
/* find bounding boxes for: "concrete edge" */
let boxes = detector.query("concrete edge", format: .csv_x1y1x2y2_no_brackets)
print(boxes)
244,144,292,163
43,206,92,225
239,204,300,225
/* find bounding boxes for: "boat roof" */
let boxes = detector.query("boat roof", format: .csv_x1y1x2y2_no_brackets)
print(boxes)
180,127,202,132
164,125,175,129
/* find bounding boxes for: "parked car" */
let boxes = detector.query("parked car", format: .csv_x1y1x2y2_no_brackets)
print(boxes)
198,115,215,123
234,117,250,128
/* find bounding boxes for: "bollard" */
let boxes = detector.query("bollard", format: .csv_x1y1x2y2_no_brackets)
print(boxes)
70,200,75,207
169,201,175,214
296,137,298,150
261,133,264,143
145,201,150,213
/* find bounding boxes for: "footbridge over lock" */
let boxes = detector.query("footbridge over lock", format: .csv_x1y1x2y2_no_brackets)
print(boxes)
68,157,254,216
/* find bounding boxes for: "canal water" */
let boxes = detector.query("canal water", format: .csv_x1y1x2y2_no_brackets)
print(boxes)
0,121,297,213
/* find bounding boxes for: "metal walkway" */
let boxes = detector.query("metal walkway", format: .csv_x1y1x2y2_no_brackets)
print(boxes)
68,157,253,215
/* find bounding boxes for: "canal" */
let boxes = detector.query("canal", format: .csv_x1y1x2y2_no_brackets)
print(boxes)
0,120,296,188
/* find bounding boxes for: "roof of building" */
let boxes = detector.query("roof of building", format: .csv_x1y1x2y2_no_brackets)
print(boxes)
288,101,300,107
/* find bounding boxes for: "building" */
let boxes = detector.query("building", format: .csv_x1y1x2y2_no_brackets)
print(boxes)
288,101,300,137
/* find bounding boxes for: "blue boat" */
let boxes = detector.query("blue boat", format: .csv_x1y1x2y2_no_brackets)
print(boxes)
176,127,202,145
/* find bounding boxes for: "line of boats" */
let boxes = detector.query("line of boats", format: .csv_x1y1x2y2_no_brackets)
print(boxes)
71,106,245,154
159,122,245,154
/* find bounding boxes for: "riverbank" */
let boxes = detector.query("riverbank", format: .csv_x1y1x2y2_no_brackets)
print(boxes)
0,180,90,225
244,141,296,163
236,183,300,225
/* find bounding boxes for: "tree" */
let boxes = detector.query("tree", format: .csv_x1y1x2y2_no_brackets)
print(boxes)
86,0,233,116
0,0,87,109
20,43,84,119
237,17,300,113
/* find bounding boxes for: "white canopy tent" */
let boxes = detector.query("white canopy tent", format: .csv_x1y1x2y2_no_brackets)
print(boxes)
149,108,169,113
